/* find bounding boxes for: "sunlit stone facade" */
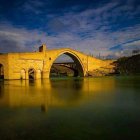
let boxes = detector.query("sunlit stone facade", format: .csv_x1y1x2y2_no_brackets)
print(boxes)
0,44,114,79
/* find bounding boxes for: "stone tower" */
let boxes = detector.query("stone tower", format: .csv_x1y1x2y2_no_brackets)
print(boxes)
39,44,46,52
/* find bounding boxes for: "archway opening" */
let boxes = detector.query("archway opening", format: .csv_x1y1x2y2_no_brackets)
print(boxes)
50,53,84,78
28,68,35,80
0,64,4,79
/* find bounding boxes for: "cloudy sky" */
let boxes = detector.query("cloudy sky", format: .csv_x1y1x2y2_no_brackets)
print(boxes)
0,0,140,58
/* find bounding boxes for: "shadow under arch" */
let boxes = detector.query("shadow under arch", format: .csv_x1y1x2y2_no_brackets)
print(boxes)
0,64,4,79
49,51,85,77
28,68,35,80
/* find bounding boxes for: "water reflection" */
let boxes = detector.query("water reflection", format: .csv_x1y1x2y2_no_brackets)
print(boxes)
0,77,140,140
0,81,4,98
0,77,116,112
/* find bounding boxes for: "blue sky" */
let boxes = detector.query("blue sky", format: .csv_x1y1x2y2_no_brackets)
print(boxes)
0,0,140,58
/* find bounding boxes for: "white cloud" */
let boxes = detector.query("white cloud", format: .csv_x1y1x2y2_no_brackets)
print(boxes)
0,21,139,57
0,23,47,52
123,40,140,48
0,0,139,58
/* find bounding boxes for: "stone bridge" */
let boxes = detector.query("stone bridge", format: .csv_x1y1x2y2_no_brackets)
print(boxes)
0,44,114,80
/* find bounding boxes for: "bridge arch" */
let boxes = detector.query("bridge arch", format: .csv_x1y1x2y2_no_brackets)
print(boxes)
28,68,36,80
49,50,85,77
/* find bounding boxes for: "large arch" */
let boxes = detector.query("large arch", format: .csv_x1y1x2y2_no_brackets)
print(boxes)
0,64,4,79
49,51,85,77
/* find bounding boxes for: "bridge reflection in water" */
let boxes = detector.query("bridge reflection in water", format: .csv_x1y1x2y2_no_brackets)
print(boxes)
0,77,140,140
0,78,115,112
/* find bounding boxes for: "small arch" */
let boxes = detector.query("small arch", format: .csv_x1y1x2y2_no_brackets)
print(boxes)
28,68,35,80
20,69,26,80
0,64,4,79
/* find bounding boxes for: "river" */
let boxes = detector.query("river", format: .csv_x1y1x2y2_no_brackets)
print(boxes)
0,76,140,140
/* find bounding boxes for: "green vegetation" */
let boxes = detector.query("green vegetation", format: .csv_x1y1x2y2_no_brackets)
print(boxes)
113,54,140,75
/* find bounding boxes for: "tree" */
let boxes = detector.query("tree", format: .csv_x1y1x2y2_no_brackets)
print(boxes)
132,49,140,55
